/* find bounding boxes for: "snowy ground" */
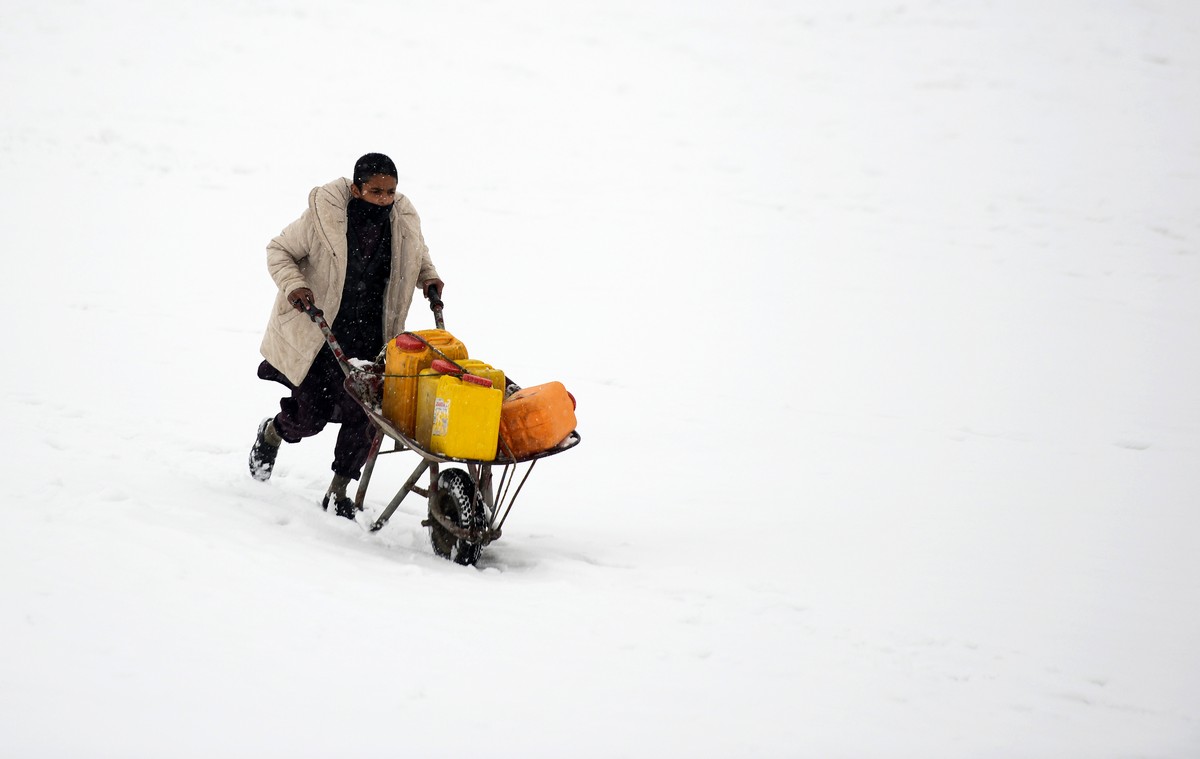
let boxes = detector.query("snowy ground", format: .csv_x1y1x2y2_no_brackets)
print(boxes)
2,1,1198,756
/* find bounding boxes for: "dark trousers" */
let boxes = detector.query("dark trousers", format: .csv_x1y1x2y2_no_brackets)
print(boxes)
259,348,374,479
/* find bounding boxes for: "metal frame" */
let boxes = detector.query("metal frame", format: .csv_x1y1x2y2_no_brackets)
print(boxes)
299,303,580,555
345,372,581,544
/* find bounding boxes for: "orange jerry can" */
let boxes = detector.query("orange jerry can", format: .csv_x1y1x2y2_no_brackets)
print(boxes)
382,330,468,437
499,381,577,459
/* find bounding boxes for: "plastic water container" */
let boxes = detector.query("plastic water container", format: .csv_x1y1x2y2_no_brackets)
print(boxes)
499,381,576,459
429,368,502,461
382,330,468,437
414,366,444,450
415,359,505,451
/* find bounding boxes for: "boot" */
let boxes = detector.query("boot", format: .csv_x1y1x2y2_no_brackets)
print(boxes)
249,418,282,481
322,474,357,520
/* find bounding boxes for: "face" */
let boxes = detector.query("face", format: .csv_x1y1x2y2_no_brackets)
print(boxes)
351,174,398,206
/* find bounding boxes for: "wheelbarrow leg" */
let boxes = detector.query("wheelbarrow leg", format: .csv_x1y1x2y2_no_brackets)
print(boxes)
473,464,497,526
354,428,384,512
368,458,432,533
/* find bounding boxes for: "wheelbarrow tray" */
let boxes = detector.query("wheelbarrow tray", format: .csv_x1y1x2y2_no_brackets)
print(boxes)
343,370,581,465
343,368,580,557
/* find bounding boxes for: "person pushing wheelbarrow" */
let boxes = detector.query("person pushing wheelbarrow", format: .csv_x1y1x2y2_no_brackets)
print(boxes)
248,153,445,519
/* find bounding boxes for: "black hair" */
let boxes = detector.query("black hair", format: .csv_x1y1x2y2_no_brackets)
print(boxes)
353,153,398,187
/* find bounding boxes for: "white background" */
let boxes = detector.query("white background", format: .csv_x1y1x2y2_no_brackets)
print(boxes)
1,1,1197,756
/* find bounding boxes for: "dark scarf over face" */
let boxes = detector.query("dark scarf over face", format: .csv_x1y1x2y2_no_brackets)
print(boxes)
348,196,393,225
348,197,393,254
331,198,394,358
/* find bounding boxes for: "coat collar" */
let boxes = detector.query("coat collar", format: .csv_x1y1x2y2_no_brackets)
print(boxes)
311,178,353,259
311,178,401,258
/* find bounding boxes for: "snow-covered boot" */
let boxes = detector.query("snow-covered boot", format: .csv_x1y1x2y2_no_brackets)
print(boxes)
249,418,282,481
322,474,357,520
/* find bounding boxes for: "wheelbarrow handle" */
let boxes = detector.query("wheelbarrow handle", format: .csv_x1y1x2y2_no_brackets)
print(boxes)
301,303,352,377
425,282,443,308
425,283,445,330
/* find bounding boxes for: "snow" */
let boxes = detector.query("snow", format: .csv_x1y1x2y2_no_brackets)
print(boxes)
2,0,1199,756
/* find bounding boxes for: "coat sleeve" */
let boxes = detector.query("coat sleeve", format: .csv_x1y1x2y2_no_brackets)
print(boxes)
398,195,439,283
265,209,314,296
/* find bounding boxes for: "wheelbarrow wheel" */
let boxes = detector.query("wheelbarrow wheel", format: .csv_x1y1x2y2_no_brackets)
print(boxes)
429,468,487,566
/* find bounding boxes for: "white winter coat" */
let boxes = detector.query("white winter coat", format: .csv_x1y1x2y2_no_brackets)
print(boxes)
259,178,440,385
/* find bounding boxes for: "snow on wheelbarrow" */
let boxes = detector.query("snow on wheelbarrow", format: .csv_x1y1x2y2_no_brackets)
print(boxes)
299,287,581,566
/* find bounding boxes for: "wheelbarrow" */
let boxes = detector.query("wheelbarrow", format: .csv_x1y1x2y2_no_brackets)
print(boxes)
301,288,581,566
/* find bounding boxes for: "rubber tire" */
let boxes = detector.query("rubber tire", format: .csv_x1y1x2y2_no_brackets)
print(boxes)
429,468,487,566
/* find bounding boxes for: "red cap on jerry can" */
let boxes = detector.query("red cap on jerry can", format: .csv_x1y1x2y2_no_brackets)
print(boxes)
393,334,425,351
